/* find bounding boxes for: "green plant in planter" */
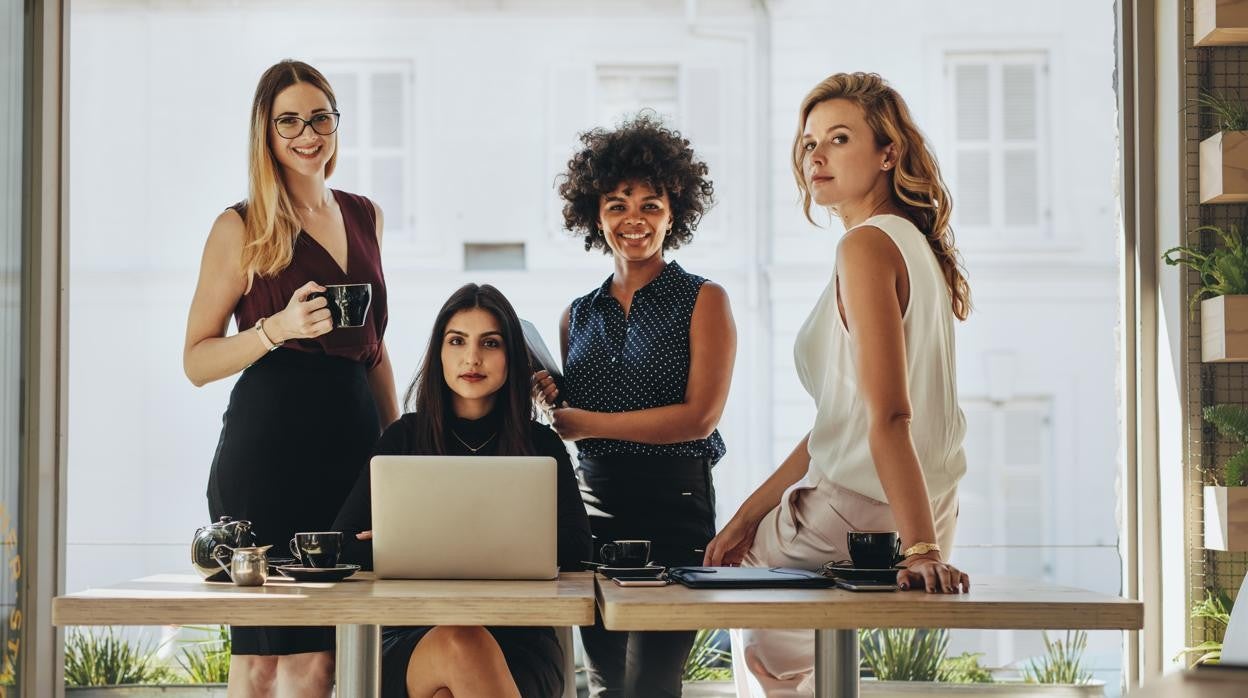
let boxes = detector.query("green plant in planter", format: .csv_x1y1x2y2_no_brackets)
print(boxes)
1022,630,1093,685
1176,588,1233,665
682,628,732,682
1162,224,1248,314
859,628,949,681
1202,404,1248,486
1195,89,1248,132
177,625,231,684
63,627,176,686
938,651,994,683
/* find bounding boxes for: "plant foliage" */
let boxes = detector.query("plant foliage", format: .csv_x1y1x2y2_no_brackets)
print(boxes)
1195,90,1248,132
859,628,949,682
1202,404,1248,486
63,627,176,687
177,625,231,684
938,651,994,683
1163,224,1248,313
1176,588,1233,665
682,628,733,682
1022,630,1093,685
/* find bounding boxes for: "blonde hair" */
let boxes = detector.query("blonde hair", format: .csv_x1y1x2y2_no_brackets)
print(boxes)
242,60,338,291
791,72,971,321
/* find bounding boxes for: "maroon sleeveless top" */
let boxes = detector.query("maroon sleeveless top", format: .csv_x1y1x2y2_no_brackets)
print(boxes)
232,189,388,368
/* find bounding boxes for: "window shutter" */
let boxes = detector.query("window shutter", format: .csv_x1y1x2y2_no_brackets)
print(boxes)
681,66,724,237
954,63,991,226
546,65,594,234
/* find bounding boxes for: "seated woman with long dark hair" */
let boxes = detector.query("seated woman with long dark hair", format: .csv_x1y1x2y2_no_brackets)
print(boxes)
333,283,592,698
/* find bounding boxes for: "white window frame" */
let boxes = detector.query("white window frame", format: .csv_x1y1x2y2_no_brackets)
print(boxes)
317,59,416,241
944,50,1053,247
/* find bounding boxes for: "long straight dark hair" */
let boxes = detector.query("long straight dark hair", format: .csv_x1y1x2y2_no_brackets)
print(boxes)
403,284,536,456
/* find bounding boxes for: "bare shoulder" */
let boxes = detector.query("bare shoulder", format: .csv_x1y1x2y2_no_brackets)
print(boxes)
837,225,903,272
205,208,245,256
694,281,731,311
371,200,385,242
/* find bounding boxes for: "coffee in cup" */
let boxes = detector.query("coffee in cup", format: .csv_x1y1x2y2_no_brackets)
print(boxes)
288,531,343,568
309,283,372,328
600,539,651,567
847,531,901,569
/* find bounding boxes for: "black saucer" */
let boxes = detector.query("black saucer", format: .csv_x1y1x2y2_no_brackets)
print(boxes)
276,564,360,582
597,564,665,580
822,564,903,584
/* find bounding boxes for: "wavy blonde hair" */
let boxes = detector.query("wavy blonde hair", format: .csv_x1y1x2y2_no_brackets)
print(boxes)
791,72,970,321
242,60,338,291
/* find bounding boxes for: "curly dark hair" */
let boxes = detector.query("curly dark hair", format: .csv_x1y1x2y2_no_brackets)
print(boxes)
557,111,715,253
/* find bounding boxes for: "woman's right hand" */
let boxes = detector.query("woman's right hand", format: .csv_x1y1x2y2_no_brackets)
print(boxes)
267,281,332,343
531,369,561,408
356,530,373,541
703,509,764,567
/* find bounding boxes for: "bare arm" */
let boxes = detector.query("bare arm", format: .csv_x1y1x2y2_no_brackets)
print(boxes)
183,210,332,386
839,226,967,592
551,282,736,443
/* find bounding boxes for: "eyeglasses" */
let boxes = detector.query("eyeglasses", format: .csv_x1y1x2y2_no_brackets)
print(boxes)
272,112,341,139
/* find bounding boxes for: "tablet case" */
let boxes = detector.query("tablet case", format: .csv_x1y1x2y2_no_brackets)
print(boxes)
667,566,837,589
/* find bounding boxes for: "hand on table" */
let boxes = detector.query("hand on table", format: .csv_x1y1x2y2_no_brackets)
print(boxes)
703,510,763,566
897,552,969,593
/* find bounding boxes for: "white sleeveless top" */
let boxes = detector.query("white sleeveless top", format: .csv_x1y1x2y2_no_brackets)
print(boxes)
794,214,966,503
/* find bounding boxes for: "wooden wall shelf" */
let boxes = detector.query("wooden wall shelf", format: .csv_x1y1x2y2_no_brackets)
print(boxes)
1196,0,1248,46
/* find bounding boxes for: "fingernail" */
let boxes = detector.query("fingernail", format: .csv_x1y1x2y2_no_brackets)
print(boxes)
899,583,908,590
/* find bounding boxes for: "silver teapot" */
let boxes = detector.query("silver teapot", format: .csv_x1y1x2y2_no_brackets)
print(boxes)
191,516,258,581
212,544,272,586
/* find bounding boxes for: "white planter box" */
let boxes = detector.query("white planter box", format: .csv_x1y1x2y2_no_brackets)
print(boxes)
862,680,1105,697
1204,485,1248,551
66,686,227,698
681,680,736,697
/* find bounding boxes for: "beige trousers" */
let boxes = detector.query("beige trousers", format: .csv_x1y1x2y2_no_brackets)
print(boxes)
731,477,959,697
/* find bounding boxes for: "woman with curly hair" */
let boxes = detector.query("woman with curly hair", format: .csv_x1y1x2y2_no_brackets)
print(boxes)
704,72,971,696
534,112,736,697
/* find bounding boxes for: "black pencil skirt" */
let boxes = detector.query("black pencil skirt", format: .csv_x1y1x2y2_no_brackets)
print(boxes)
207,349,380,655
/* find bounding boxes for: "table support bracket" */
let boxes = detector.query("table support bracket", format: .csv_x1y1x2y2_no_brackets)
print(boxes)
337,623,380,698
814,628,859,698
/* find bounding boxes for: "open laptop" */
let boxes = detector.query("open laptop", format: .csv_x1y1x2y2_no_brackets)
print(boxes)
370,455,558,580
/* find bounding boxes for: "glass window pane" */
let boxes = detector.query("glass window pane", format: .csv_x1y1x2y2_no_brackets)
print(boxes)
1003,150,1039,227
370,72,404,149
464,243,526,271
0,0,22,691
332,154,359,193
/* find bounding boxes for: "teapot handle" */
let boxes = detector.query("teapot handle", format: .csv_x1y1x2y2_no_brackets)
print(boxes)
212,544,235,581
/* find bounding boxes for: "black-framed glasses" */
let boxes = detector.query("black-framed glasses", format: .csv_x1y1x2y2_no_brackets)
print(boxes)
272,112,341,139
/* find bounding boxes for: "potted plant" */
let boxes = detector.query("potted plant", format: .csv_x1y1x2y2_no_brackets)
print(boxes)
1162,223,1248,361
1197,90,1248,203
1175,588,1233,666
64,626,228,697
1201,404,1248,550
858,628,1104,697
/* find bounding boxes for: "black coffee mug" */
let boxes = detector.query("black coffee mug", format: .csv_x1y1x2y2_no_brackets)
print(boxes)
309,283,372,328
847,531,901,569
288,531,342,568
600,539,651,567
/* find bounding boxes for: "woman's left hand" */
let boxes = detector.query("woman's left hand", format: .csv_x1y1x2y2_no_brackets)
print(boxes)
897,553,969,593
551,407,591,441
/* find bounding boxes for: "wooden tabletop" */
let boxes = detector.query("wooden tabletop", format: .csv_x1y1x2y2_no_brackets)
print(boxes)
596,575,1144,631
54,571,596,627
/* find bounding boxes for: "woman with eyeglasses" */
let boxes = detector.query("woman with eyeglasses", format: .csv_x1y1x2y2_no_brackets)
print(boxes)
183,59,398,697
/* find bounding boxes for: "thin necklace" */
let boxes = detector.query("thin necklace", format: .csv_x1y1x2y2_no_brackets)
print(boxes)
450,430,496,453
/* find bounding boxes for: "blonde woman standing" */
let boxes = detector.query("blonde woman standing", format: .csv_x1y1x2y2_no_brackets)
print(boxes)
703,72,971,696
183,60,398,696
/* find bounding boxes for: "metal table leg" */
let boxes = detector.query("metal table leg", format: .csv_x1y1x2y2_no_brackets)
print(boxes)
336,624,380,698
814,628,859,698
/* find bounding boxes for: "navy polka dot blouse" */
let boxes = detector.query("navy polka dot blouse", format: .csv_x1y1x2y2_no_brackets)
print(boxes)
564,261,727,463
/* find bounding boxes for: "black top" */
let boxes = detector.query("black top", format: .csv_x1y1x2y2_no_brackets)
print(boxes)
564,261,726,463
332,410,592,570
